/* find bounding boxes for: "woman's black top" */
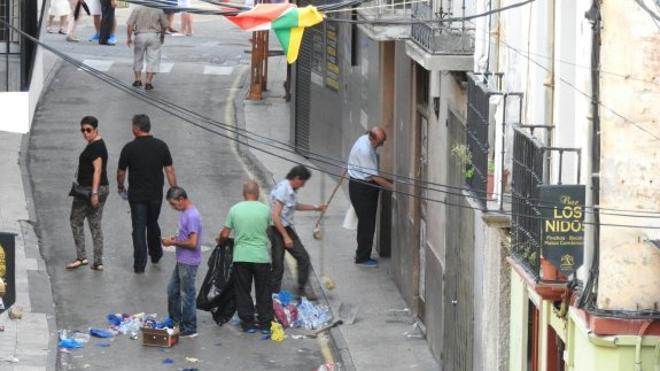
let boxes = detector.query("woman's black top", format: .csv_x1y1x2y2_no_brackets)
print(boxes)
77,139,109,187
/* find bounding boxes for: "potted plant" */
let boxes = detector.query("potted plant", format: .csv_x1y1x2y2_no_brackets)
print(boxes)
450,144,475,180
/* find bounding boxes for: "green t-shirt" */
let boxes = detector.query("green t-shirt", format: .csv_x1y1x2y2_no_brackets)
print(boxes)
224,200,272,263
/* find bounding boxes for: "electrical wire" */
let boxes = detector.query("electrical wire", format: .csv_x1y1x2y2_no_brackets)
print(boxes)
5,20,660,228
26,18,660,218
324,0,536,24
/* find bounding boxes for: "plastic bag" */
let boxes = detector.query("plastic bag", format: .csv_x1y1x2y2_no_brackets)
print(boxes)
297,298,332,330
89,328,113,338
58,339,82,349
273,296,298,328
197,240,234,311
270,321,287,343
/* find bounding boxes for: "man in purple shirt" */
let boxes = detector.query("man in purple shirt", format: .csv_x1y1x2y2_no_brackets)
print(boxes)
161,186,201,338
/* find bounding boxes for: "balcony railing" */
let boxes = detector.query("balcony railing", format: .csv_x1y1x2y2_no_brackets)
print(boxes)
0,0,39,91
465,75,491,208
510,126,582,282
410,1,474,55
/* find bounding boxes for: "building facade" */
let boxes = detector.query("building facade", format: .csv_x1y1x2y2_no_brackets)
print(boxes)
290,0,660,370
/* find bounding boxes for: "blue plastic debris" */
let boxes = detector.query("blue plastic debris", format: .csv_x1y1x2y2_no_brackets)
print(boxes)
162,358,175,364
58,339,82,349
90,328,114,338
95,342,112,348
106,314,123,326
278,290,293,306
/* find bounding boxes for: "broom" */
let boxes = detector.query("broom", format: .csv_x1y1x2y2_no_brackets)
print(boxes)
313,169,347,240
313,169,347,291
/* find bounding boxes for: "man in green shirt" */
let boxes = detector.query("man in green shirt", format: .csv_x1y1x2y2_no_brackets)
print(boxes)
217,180,272,333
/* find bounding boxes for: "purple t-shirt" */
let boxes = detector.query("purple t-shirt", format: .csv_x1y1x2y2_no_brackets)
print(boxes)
175,205,202,266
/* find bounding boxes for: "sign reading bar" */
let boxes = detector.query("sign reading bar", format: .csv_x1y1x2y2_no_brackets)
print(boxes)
539,185,585,275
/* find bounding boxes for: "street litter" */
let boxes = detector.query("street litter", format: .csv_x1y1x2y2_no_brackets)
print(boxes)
89,328,113,338
316,362,340,371
58,339,83,349
95,343,111,348
272,292,298,328
185,357,199,363
162,357,175,364
297,297,332,330
58,330,85,349
270,321,287,343
2,356,19,363
8,306,23,320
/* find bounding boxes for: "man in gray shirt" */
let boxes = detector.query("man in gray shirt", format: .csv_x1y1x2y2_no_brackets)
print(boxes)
126,6,168,90
269,165,326,299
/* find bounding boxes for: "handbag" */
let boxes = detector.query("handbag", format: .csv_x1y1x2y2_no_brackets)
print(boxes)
68,181,92,199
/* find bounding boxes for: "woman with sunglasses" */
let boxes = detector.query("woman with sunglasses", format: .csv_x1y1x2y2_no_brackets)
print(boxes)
66,116,109,271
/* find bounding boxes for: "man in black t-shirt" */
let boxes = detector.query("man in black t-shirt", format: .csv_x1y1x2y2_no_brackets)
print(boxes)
117,114,177,273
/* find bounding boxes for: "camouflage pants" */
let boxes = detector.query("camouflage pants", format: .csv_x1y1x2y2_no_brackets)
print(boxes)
70,186,108,265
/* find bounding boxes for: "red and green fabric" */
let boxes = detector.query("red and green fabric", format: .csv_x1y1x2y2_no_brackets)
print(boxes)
227,3,324,63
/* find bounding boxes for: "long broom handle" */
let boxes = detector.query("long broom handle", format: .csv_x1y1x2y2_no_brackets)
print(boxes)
314,169,348,227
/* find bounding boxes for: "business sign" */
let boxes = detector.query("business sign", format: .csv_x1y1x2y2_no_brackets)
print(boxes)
0,233,16,314
539,185,585,275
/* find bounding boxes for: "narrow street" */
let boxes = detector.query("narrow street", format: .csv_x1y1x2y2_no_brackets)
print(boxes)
27,8,326,370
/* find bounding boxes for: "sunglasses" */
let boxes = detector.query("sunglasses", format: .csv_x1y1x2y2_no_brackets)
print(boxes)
80,127,95,134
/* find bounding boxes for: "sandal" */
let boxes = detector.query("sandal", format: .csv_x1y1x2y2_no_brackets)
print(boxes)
66,258,88,269
144,83,153,91
91,263,104,271
132,80,142,87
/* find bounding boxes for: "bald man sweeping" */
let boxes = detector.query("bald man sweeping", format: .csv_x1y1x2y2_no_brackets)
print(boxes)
347,127,393,268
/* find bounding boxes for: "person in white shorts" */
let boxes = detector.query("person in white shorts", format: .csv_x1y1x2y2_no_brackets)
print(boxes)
178,0,192,36
65,0,100,42
47,0,70,34
126,6,168,91
86,0,102,42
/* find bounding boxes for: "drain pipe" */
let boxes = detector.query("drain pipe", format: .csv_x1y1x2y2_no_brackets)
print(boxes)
579,0,601,309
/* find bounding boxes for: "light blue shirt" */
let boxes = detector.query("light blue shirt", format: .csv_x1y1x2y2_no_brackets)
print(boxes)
347,134,379,180
270,180,297,227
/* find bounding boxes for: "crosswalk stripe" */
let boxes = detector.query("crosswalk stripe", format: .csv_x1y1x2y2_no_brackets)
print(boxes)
79,59,114,72
204,66,234,75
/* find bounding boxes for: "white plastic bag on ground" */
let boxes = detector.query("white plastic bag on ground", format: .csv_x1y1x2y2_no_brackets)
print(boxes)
342,205,357,230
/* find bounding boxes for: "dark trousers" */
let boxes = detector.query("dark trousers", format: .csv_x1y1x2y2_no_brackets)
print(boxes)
349,178,380,263
99,0,115,43
233,262,272,330
269,226,311,294
129,199,163,272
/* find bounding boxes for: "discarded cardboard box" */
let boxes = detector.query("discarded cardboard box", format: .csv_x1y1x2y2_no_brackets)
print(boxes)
141,327,179,348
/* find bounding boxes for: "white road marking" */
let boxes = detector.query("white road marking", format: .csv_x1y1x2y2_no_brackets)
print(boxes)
79,59,114,71
156,62,175,73
204,66,234,75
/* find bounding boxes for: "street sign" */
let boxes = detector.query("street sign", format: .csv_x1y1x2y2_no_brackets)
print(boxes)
539,185,585,276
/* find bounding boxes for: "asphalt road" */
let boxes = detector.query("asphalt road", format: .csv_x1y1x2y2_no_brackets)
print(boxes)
27,7,325,370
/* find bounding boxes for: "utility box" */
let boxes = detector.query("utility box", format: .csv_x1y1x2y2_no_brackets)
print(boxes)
0,233,16,314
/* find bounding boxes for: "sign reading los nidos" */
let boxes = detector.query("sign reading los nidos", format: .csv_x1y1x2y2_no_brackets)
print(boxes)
539,185,585,276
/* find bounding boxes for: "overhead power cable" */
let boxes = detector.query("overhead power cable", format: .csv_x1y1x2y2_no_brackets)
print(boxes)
26,18,660,217
7,21,660,228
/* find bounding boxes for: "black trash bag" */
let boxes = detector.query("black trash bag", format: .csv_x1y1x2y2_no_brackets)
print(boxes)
196,239,234,311
210,282,236,326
